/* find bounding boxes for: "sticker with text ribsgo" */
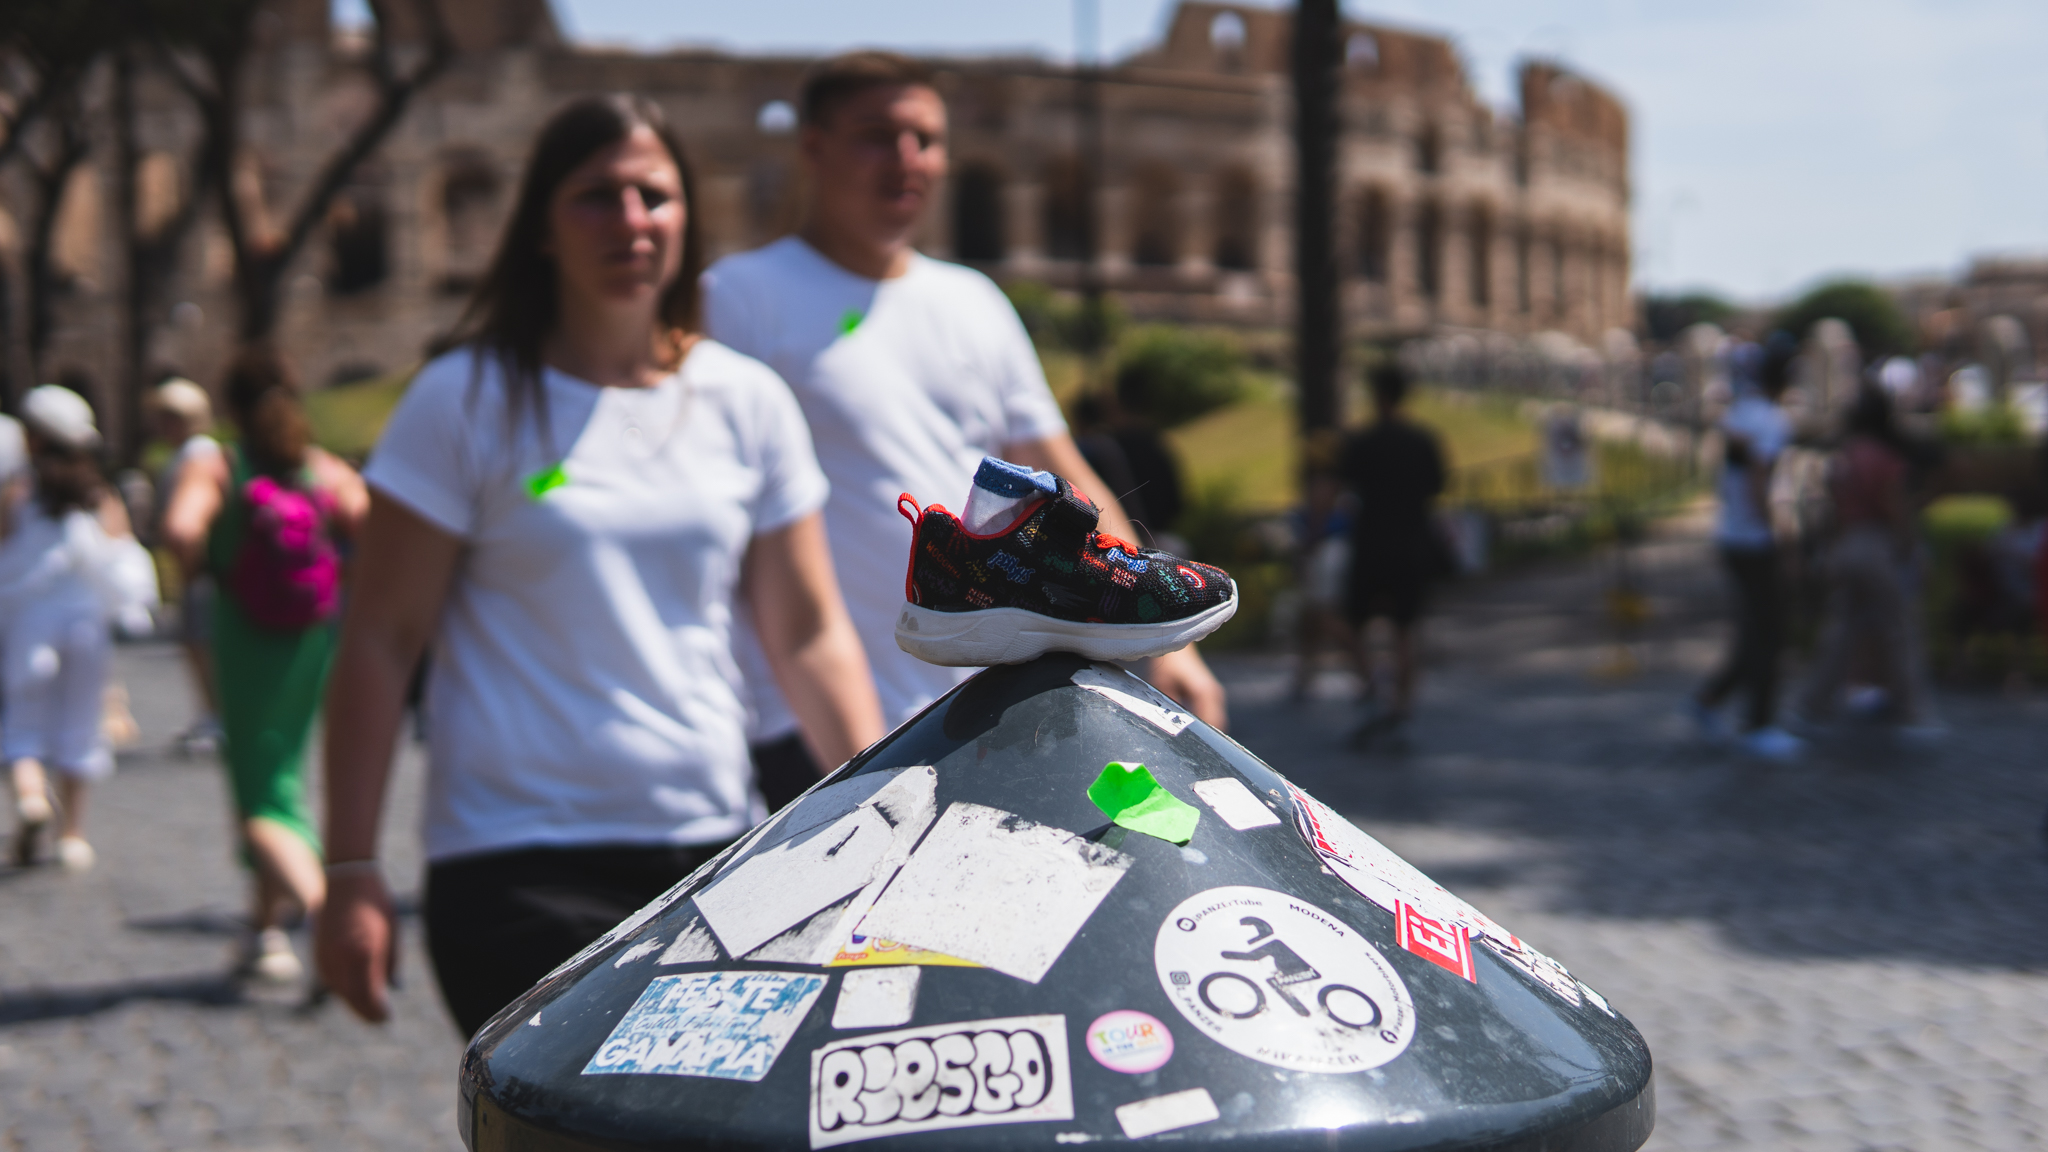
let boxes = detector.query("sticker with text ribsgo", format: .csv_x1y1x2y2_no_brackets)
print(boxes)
585,971,827,1082
1155,887,1414,1074
1084,1010,1175,1074
808,1014,1071,1148
1396,899,1476,983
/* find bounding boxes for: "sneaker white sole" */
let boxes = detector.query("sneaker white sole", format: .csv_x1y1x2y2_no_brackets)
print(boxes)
895,592,1238,667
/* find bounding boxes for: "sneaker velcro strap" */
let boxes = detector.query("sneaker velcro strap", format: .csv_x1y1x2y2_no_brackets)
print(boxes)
1038,479,1101,550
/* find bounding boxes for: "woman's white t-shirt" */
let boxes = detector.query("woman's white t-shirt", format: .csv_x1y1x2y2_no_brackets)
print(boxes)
363,342,828,862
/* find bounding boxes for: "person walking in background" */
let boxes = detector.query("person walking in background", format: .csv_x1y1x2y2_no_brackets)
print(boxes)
1792,386,1942,740
704,52,1223,810
1333,361,1447,750
163,349,367,983
314,95,884,1036
3,386,159,870
149,379,225,753
1688,338,1804,762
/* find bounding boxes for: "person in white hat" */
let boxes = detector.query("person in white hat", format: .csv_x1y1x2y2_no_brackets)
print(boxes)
148,378,225,752
1,386,160,870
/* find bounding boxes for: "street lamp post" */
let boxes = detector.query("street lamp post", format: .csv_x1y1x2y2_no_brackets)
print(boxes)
1293,0,1343,439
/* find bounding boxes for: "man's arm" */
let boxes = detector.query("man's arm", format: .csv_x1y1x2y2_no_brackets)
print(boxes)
1006,433,1228,731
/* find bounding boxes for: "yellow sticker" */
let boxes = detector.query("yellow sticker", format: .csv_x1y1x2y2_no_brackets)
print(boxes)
826,933,980,969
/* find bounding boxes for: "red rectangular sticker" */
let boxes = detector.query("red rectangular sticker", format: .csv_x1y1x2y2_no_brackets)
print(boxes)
1396,899,1476,983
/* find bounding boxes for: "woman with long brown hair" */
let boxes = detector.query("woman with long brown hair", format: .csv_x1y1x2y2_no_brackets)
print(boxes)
313,94,884,1036
164,349,369,983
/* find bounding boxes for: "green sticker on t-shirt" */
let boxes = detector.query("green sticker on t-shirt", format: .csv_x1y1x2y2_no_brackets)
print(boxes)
525,462,569,500
839,309,864,335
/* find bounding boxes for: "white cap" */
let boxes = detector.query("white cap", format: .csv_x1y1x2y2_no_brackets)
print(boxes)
152,377,214,426
21,385,102,451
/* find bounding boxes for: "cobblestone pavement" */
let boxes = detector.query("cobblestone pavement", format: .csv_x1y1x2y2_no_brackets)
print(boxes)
4,516,2046,1150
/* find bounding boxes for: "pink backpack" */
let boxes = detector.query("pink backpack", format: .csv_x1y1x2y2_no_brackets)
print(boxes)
229,473,340,631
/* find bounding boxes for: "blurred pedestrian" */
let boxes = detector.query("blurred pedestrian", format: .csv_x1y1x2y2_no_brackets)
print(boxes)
1793,386,1942,739
1107,364,1188,551
314,94,884,1035
149,378,225,753
3,386,159,870
705,51,1223,814
1292,459,1362,702
1336,361,1447,749
162,349,367,983
1688,338,1803,761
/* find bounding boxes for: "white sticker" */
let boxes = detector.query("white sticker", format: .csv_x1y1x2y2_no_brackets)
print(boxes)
697,769,937,960
1287,784,1517,943
1115,1088,1220,1139
585,971,828,1082
658,913,721,965
1073,667,1194,735
857,802,1132,984
1579,982,1614,1016
613,938,663,968
809,1013,1072,1148
1191,778,1282,830
1483,935,1582,1006
1155,886,1415,1074
832,967,921,1030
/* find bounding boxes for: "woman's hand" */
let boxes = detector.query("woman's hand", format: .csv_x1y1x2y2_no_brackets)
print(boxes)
745,513,886,772
316,869,399,1022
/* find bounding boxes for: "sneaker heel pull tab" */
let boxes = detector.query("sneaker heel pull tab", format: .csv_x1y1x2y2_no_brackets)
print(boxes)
898,494,924,605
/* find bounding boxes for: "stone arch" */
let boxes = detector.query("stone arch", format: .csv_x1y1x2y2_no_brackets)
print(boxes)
327,180,389,296
1211,166,1258,272
1128,161,1180,267
436,149,501,294
1415,123,1442,175
1354,185,1391,283
1468,201,1493,309
953,161,1006,263
747,157,798,243
1415,197,1442,301
1210,10,1247,71
1346,32,1379,71
1515,221,1533,314
1549,227,1569,319
1042,155,1089,260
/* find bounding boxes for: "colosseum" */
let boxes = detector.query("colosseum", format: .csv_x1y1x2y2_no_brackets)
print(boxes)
9,0,1632,418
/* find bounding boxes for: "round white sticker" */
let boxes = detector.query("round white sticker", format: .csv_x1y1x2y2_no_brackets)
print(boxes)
1154,886,1414,1074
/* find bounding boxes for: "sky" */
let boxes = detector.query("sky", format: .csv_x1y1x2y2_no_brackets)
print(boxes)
534,0,2048,303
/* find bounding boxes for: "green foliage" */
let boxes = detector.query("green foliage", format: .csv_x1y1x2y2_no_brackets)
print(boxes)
1002,281,1123,352
1774,280,1916,360
1922,494,2014,548
1937,405,2028,447
1112,326,1249,431
1641,292,1736,342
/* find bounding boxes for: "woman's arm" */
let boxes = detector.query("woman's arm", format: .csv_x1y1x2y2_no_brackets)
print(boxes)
744,512,886,774
160,450,229,576
314,492,463,1022
310,448,371,542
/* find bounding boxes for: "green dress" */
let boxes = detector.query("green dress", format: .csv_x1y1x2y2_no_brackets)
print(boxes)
208,450,335,853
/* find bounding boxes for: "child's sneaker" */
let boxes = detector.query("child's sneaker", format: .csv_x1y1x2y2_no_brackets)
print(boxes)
894,462,1237,666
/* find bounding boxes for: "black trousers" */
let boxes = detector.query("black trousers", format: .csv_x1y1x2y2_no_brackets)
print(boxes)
750,732,824,814
1700,545,1784,730
424,841,729,1039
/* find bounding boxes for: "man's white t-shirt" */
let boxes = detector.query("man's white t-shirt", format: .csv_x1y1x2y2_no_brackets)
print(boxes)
703,237,1067,734
363,343,828,862
1716,390,1792,550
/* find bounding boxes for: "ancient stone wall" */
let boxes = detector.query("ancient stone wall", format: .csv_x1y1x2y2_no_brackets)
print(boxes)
2,0,1631,406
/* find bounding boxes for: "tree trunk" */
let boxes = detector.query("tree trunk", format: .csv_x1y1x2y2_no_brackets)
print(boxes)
1292,0,1342,437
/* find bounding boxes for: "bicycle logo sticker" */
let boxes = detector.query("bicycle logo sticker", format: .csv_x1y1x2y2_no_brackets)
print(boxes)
1154,886,1415,1073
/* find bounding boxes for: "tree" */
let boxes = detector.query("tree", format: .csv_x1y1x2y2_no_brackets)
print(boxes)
1641,292,1735,343
1774,279,1915,361
154,0,452,342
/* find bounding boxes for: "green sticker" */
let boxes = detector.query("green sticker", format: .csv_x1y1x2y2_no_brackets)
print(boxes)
525,462,569,500
1087,761,1200,845
839,309,864,334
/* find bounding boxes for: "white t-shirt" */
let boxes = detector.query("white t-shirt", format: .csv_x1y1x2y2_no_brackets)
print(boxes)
363,343,829,862
1716,390,1791,550
703,237,1068,734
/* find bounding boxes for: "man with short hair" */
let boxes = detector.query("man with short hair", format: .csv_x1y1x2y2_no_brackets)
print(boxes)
1332,362,1446,749
705,51,1225,803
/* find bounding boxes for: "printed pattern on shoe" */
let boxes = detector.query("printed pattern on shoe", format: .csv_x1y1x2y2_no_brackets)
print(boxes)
899,478,1233,626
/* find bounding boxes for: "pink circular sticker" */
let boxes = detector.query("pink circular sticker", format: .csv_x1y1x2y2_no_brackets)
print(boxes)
1085,1010,1175,1073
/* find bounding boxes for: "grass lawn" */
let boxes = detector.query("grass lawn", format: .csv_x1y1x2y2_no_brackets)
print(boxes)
1165,383,1539,514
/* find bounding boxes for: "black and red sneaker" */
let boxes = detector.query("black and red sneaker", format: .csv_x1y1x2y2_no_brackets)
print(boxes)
893,478,1237,666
